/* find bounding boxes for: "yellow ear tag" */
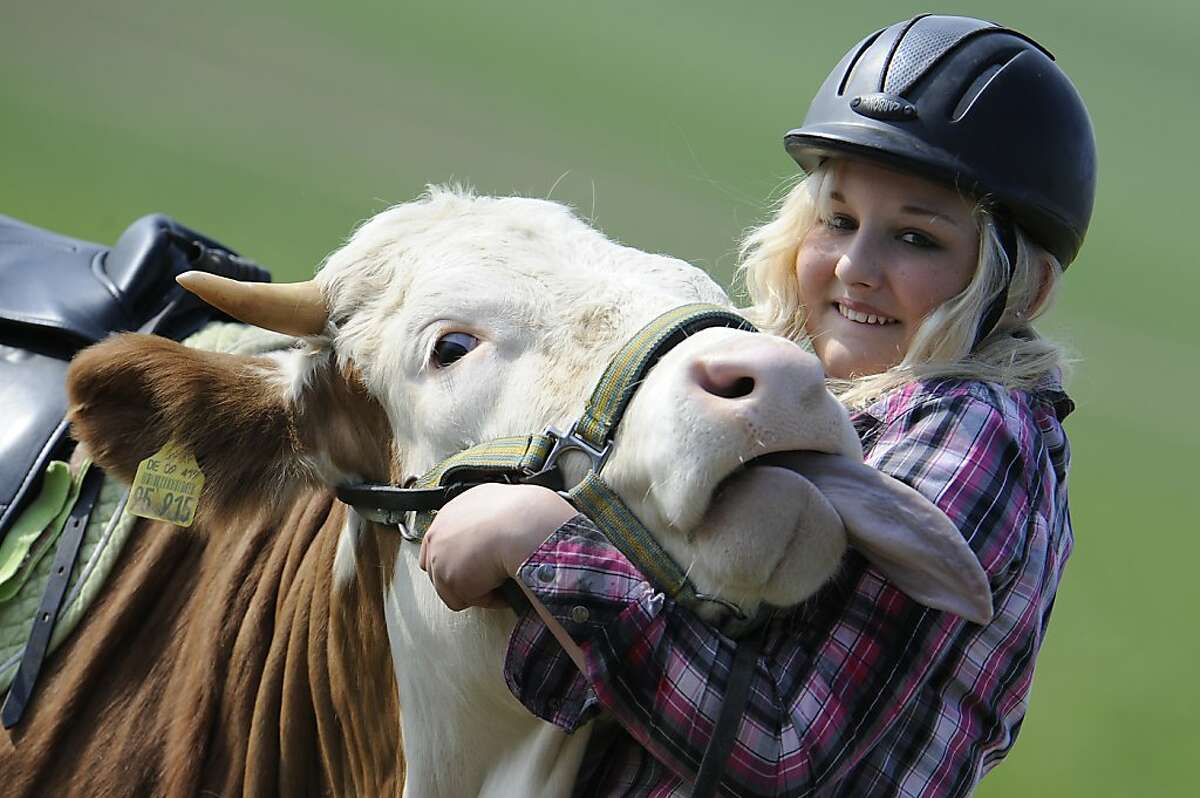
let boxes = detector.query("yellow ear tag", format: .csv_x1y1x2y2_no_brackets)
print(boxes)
128,440,205,527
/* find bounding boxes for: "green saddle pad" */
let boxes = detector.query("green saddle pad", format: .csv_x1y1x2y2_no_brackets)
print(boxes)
0,323,296,692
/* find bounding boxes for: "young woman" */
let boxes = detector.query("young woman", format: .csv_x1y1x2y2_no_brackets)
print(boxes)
419,14,1096,796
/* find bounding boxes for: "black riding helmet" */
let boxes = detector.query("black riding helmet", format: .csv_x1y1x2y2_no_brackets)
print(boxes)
784,14,1097,270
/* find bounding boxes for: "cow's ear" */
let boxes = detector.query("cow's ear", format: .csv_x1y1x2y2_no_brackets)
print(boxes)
67,334,392,521
783,453,994,624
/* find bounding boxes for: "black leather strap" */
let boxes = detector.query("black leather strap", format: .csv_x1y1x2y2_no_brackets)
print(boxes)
973,214,1019,348
337,483,453,517
691,631,763,798
2,466,105,728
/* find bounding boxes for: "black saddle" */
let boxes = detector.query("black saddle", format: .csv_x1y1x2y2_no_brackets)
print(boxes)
0,213,271,542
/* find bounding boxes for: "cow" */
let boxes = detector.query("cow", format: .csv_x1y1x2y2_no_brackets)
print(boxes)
1,187,989,796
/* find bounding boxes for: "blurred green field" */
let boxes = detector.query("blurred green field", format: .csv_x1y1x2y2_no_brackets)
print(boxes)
2,1,1195,794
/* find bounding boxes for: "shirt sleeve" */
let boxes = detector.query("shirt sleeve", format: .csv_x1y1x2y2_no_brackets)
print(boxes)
504,390,1033,795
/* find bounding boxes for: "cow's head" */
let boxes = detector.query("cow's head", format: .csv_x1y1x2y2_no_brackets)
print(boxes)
67,187,990,624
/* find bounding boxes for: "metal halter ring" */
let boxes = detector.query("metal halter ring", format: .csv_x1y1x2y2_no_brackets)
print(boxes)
533,422,612,481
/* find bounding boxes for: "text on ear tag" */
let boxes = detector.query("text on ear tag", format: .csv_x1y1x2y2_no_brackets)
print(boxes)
128,440,205,527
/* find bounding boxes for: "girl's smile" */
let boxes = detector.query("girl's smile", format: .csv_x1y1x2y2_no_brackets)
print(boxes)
794,159,980,379
832,298,899,326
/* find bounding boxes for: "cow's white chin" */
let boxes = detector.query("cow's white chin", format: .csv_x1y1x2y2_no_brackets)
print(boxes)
682,462,848,613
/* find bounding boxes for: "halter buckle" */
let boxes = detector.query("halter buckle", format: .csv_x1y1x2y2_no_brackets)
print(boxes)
536,422,612,481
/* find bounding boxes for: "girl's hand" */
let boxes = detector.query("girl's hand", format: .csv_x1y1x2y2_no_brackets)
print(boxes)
418,483,577,611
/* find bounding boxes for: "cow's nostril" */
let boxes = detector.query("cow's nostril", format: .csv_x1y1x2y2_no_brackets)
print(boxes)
703,374,756,399
693,357,761,399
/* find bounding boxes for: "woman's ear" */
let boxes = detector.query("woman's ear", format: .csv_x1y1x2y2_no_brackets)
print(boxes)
1026,255,1060,319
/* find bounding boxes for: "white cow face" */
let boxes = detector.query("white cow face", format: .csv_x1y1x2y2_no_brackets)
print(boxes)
311,189,730,486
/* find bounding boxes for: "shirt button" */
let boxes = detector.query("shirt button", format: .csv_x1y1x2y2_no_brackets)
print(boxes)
536,563,555,583
570,605,590,624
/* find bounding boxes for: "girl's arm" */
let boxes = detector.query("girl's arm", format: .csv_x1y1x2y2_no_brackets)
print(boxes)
432,389,1046,794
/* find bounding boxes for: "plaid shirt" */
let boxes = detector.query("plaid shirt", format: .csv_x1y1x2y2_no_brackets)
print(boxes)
503,377,1074,797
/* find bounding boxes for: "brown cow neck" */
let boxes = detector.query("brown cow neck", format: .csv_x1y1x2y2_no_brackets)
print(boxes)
0,491,403,796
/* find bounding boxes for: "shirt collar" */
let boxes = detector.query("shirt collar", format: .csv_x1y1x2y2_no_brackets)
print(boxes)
847,372,1075,439
1033,370,1075,421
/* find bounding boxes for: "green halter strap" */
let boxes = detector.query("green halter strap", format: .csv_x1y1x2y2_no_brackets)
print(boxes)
564,471,764,636
339,433,556,529
338,302,765,632
572,303,756,452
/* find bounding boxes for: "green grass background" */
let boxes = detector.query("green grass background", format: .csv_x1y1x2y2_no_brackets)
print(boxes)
2,1,1195,794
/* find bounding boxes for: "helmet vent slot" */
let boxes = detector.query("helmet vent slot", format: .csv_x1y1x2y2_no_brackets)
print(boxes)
837,27,886,96
950,51,1022,122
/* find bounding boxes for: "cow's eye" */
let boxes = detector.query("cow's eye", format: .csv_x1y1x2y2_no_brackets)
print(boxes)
431,332,479,367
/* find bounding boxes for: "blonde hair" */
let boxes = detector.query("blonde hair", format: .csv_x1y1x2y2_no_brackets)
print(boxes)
736,162,1069,409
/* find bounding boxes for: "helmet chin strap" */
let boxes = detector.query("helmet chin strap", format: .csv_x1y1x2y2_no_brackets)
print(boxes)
973,216,1019,349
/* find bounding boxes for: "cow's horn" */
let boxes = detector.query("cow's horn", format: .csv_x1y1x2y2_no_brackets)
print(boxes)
176,271,329,337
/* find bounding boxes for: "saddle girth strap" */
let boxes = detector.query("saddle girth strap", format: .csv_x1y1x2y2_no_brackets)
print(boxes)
2,465,104,728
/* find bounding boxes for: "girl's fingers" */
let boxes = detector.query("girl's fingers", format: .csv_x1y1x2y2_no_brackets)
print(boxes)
426,559,510,612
